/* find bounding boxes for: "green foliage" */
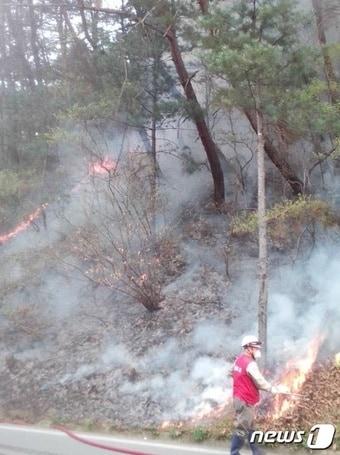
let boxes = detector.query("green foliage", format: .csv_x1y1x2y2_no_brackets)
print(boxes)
44,127,80,145
0,87,61,166
200,0,340,139
191,427,209,442
0,169,38,205
327,42,340,60
230,196,337,238
283,80,340,135
0,0,177,173
63,96,119,122
168,427,183,439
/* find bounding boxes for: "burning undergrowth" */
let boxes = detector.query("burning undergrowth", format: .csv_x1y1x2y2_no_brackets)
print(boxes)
259,360,340,432
269,334,325,420
0,156,113,248
0,133,340,432
1,219,340,430
257,335,339,429
158,336,339,441
0,203,48,245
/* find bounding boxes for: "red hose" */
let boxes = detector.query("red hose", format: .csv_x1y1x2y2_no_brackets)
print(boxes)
53,425,154,455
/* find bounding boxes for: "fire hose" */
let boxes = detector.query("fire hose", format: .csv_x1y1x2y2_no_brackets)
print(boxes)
52,425,154,455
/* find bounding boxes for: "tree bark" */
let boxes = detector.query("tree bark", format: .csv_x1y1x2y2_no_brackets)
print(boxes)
312,0,339,104
0,1,7,165
150,56,158,239
244,109,304,195
76,3,226,204
27,0,43,86
6,4,35,90
165,26,225,205
256,107,268,365
77,0,97,50
196,0,302,197
197,0,209,14
61,8,100,89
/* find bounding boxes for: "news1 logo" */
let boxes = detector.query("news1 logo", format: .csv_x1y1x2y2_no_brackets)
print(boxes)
250,424,336,449
307,424,336,449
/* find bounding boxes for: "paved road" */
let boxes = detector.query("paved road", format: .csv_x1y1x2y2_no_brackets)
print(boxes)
0,424,230,455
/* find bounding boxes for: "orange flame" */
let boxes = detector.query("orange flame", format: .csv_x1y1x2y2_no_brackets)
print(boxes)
271,334,324,419
88,158,116,175
160,392,232,431
0,204,48,245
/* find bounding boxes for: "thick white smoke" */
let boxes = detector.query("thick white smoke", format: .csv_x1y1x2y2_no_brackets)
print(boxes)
1,117,340,425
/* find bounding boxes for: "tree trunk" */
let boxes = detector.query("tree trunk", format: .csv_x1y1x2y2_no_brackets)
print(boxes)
27,0,43,86
150,112,157,237
312,0,339,104
196,0,303,197
0,1,7,165
77,0,97,50
197,0,209,14
165,27,225,205
77,3,225,204
150,56,158,240
62,8,100,89
6,4,35,90
256,107,268,365
244,109,304,195
138,127,152,152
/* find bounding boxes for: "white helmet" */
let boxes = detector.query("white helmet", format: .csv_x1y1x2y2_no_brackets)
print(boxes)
241,335,262,349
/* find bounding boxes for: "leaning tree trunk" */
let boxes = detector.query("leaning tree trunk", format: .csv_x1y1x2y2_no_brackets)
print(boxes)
256,107,268,365
244,109,304,195
196,0,302,197
78,2,301,203
78,4,226,204
165,26,225,205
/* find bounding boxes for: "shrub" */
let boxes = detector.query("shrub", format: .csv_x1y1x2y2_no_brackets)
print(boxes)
192,427,209,442
230,196,338,248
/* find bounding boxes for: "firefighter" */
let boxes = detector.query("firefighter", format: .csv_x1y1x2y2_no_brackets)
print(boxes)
230,335,288,455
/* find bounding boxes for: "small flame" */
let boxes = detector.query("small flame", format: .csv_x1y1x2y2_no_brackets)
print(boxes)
0,204,48,245
88,158,116,175
160,421,171,429
271,334,324,419
159,420,184,430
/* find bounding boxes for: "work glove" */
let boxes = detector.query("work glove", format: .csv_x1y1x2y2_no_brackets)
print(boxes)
271,384,290,394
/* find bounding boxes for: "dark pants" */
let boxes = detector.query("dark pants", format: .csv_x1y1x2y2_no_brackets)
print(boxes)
230,398,263,455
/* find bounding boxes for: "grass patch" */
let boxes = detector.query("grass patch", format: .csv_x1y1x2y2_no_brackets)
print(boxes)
191,427,209,442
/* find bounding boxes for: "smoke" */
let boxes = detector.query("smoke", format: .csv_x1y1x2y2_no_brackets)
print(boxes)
115,329,233,421
1,116,340,425
192,322,230,353
33,237,338,423
268,245,340,356
102,343,134,367
51,325,233,421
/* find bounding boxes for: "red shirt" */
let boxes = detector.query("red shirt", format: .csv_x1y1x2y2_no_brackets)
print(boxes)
232,354,260,405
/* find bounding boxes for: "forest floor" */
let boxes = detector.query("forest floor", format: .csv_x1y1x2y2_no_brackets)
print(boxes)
0,193,339,446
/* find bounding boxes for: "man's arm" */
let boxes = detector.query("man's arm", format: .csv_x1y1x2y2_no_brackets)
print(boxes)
246,361,272,391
